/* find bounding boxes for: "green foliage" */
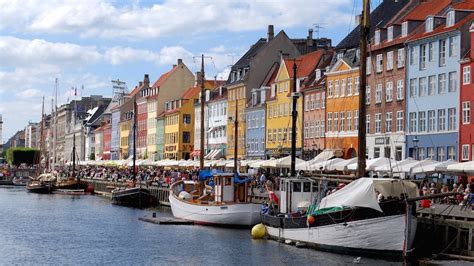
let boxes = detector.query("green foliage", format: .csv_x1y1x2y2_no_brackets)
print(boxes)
6,147,40,166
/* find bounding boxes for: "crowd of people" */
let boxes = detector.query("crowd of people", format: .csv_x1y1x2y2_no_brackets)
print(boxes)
419,180,474,208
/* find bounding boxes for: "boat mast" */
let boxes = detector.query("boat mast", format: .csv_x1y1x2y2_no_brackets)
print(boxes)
290,59,298,177
200,54,205,170
40,96,45,173
53,78,58,168
133,95,137,180
72,92,76,177
357,0,370,178
234,99,238,176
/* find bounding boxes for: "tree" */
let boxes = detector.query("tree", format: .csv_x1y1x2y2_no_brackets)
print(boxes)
6,147,40,166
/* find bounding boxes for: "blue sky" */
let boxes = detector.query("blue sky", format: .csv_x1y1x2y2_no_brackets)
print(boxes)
0,0,366,142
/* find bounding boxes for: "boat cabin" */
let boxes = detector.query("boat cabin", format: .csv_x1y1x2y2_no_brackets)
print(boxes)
213,173,249,203
279,177,319,213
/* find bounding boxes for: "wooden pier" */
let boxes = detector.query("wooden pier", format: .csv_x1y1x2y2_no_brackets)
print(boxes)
138,216,194,225
417,204,474,258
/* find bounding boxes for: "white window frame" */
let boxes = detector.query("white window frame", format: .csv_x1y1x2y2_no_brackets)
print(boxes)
397,111,404,132
376,54,383,73
418,111,426,132
387,26,393,42
328,80,333,97
428,75,436,96
426,17,434,32
463,66,471,85
375,30,381,45
366,57,371,74
462,144,469,161
439,39,447,67
428,110,436,132
438,109,446,131
375,113,382,134
396,80,404,100
447,11,455,27
401,22,408,37
448,71,457,93
397,48,405,68
419,77,427,97
462,101,470,124
347,77,353,96
366,85,371,104
386,112,392,133
448,108,456,131
386,81,393,102
387,51,393,70
375,83,382,103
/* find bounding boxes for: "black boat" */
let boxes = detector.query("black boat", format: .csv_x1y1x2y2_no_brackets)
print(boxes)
111,187,153,208
26,180,53,194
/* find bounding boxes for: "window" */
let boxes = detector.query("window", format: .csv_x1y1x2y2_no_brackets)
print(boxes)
410,46,417,65
334,80,340,97
354,77,360,95
347,77,353,95
438,73,446,94
376,54,383,73
463,66,471,85
419,77,427,97
374,147,380,159
375,84,382,103
448,108,456,131
386,81,393,102
409,112,417,133
387,26,393,42
375,30,380,45
427,147,435,160
387,51,393,70
448,71,457,92
428,75,436,96
418,147,426,160
439,39,446,66
366,57,371,74
354,111,359,130
449,36,457,57
340,79,346,97
316,93,320,109
267,129,272,142
305,96,309,111
328,80,333,97
426,17,433,32
396,146,403,161
428,110,436,132
334,112,339,132
448,146,456,160
420,44,427,70
340,112,345,131
322,92,326,108
183,114,191,124
437,147,445,161
401,22,408,37
396,80,404,100
410,78,417,97
447,11,455,27
386,112,392,133
347,111,352,131
418,111,426,132
462,144,469,161
366,114,371,134
438,109,446,131
463,101,470,124
310,95,315,110
327,112,332,132
366,85,371,104
397,48,405,68
396,111,404,132
321,120,325,136
183,131,191,143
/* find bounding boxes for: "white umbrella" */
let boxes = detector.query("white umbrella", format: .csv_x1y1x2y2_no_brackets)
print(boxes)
325,158,357,171
447,160,474,174
411,160,445,175
374,158,418,172
275,156,305,168
248,160,265,168
347,157,397,171
261,158,278,168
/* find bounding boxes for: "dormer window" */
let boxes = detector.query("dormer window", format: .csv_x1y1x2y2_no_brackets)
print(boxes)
252,92,257,106
236,70,240,80
446,11,455,27
315,69,321,80
375,30,381,45
337,52,343,60
426,17,434,33
387,26,393,42
401,22,408,37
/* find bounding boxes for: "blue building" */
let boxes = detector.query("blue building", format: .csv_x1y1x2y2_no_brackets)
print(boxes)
110,108,121,160
246,84,269,159
405,9,472,161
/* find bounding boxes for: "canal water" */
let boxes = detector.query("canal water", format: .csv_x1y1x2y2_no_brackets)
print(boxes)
0,186,400,265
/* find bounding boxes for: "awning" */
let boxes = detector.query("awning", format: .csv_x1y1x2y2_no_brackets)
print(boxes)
209,149,222,160
311,149,343,162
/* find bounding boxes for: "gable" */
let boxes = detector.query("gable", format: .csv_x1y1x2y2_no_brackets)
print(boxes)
275,58,290,82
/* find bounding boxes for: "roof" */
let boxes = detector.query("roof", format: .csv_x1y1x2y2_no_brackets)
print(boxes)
336,0,411,50
453,0,474,10
232,38,268,69
402,0,451,22
284,50,325,79
152,66,177,88
182,86,201,100
408,13,474,43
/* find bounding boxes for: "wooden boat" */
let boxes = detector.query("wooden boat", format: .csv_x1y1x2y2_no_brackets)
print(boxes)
12,176,32,186
111,186,153,208
26,180,53,194
169,173,261,226
261,177,419,258
55,177,89,191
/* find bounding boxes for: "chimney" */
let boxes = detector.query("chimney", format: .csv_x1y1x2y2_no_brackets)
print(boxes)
196,71,203,86
144,74,149,87
307,28,314,46
267,25,274,42
139,82,143,87
177,58,183,65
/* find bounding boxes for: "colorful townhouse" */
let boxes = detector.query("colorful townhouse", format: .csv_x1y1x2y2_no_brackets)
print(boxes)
102,120,111,160
460,22,474,163
156,114,165,160
406,4,474,161
366,0,451,161
227,25,331,159
204,85,227,160
136,75,150,159
192,95,208,160
151,59,195,160
246,66,276,160
119,89,138,159
266,51,326,158
301,51,333,160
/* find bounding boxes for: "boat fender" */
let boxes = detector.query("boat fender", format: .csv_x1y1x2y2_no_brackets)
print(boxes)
251,223,266,239
307,215,315,225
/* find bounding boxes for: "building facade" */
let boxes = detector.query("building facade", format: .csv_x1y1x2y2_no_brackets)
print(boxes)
460,23,474,162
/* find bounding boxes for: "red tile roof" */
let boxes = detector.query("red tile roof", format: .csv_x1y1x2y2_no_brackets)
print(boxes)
152,66,177,88
182,86,201,100
284,50,324,79
453,1,474,10
408,13,474,42
401,0,451,22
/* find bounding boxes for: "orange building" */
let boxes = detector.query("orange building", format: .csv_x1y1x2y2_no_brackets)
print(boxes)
325,56,360,159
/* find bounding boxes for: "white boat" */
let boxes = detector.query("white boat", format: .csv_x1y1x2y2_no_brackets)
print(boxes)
169,173,261,226
262,177,419,258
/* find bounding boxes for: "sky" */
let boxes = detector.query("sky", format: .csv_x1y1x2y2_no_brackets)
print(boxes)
0,0,367,142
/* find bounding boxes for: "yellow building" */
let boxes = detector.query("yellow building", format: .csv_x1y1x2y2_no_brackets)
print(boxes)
227,85,246,159
146,96,158,159
265,58,305,158
325,58,360,159
119,120,131,159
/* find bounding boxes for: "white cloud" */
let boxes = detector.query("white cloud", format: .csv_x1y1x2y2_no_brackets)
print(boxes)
0,0,352,40
16,88,43,98
104,46,160,65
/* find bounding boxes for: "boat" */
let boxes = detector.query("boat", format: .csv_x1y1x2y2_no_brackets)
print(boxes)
261,177,419,258
111,186,153,208
169,173,261,226
12,176,32,186
26,180,53,194
10,168,36,186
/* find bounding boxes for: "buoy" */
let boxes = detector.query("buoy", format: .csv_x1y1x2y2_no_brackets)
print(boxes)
251,223,266,239
307,215,315,224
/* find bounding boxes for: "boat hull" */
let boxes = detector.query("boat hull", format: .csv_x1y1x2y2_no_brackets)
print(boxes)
111,187,153,208
169,193,261,226
55,179,88,191
26,183,53,194
264,214,417,258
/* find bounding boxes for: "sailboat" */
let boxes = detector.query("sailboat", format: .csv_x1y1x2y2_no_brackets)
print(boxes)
168,55,261,226
260,1,419,259
111,95,153,208
27,96,54,194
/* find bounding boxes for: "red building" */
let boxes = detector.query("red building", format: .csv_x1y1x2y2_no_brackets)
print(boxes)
137,74,150,158
460,24,474,162
102,121,112,160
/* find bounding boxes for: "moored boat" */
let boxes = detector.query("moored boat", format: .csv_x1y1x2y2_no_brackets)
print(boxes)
111,186,153,208
26,180,53,194
12,176,32,186
169,173,261,226
55,177,89,191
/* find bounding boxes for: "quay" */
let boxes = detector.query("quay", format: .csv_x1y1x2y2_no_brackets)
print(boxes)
138,216,194,225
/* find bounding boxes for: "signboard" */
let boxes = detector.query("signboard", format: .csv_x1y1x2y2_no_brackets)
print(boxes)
375,137,390,145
